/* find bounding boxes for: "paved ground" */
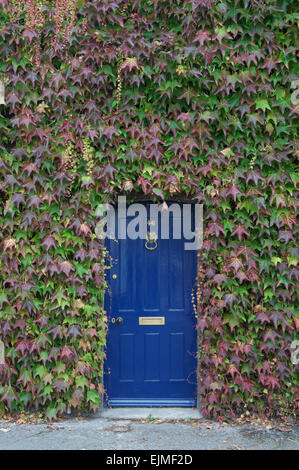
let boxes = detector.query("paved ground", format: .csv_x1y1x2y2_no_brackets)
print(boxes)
0,408,298,450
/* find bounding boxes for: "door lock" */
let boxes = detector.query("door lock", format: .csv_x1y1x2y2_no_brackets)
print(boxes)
112,274,117,279
111,317,123,325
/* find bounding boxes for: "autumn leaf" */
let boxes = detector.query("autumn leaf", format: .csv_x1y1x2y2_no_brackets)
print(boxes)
41,235,57,251
121,57,139,72
3,238,17,251
59,261,74,276
231,224,250,240
193,30,210,45
226,184,243,201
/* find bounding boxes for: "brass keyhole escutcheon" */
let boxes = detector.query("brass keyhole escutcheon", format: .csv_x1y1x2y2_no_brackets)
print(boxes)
145,231,158,250
112,274,117,279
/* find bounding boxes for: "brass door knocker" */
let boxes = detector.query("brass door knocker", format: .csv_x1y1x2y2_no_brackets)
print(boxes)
145,231,158,250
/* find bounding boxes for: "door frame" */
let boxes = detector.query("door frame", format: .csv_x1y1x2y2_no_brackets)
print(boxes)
100,195,201,411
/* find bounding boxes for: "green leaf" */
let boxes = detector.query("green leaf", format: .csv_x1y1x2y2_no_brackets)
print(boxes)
34,365,47,378
255,98,271,112
45,405,58,421
86,389,100,405
271,256,282,266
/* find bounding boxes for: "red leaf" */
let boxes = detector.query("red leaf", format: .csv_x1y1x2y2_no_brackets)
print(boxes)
102,125,119,139
23,163,38,176
11,193,25,208
61,346,75,361
121,57,139,72
67,325,83,340
193,30,210,46
226,184,243,201
228,257,243,272
15,339,29,356
59,261,74,276
235,270,249,283
264,375,280,390
206,222,225,237
246,170,264,185
28,195,42,208
255,309,270,324
263,329,281,343
231,224,249,240
278,231,295,243
19,113,33,128
212,274,228,285
41,235,57,251
197,317,209,330
1,386,18,407
48,325,64,340
207,392,218,404
23,29,38,42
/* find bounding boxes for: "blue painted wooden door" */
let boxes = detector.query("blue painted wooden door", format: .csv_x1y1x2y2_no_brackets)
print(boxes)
104,203,197,406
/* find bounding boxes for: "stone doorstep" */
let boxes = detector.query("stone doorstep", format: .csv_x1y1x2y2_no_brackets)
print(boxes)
99,407,202,420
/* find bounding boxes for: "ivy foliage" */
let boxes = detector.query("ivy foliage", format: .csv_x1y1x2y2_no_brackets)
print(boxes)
0,0,298,420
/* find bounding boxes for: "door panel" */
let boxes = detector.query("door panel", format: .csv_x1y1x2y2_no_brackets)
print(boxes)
104,203,197,406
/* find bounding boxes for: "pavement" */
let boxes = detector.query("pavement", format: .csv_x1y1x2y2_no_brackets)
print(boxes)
0,408,298,450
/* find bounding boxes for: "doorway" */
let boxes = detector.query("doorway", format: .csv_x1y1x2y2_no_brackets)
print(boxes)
104,202,198,406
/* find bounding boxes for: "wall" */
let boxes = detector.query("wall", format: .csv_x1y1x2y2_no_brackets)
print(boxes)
0,0,298,420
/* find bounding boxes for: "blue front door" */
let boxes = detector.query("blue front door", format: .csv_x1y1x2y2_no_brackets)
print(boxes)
104,202,197,406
